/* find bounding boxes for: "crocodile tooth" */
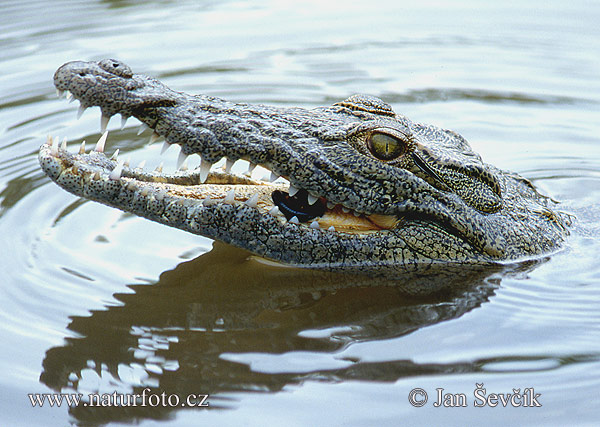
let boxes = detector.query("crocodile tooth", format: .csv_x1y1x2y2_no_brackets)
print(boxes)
100,113,111,133
60,137,67,151
77,103,87,120
269,172,279,183
269,206,280,216
199,158,212,184
289,185,299,197
245,193,259,208
155,162,164,173
342,206,350,213
110,149,120,160
149,131,160,145
326,201,335,209
177,149,188,170
160,141,170,155
224,158,235,174
307,194,318,205
180,158,189,171
79,140,86,154
289,216,299,224
137,123,148,135
120,115,129,130
56,89,64,98
223,189,235,204
65,90,73,101
109,159,124,180
124,156,131,168
51,135,59,155
310,220,320,229
244,162,257,177
137,160,146,169
328,226,335,232
95,131,108,152
92,172,101,181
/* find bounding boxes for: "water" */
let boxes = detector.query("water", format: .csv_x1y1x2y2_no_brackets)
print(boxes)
1,0,599,425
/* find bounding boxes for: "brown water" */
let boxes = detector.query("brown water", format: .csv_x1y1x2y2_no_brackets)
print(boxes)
1,0,600,425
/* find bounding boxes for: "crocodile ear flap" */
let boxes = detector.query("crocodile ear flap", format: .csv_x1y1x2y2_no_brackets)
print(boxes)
335,94,395,117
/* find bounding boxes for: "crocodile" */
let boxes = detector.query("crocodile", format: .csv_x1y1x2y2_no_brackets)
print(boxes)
39,59,570,271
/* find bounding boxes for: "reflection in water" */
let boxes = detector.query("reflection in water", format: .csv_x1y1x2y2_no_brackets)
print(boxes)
41,242,540,424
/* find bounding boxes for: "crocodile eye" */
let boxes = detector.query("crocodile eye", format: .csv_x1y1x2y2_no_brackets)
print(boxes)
367,132,406,161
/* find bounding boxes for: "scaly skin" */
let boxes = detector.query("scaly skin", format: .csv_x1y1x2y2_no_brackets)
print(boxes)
38,59,570,270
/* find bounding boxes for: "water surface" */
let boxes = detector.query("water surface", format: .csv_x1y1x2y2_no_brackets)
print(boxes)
1,0,600,425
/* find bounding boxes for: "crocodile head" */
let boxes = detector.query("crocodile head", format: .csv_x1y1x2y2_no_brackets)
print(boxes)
39,59,570,270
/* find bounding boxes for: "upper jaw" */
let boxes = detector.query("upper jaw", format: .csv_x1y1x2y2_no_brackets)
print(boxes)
49,60,484,244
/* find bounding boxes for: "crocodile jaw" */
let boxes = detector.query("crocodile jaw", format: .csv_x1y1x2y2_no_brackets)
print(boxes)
44,59,573,268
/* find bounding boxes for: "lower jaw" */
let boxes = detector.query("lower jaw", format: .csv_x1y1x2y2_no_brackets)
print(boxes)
40,137,398,235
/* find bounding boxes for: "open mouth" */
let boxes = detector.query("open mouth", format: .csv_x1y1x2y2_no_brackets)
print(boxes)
43,90,399,234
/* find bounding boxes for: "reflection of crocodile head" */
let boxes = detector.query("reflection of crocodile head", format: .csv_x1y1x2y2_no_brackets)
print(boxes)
40,243,541,424
39,59,570,270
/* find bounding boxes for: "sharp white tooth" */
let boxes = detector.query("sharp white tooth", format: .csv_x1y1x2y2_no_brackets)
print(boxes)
100,114,111,133
77,103,87,120
51,136,59,154
79,140,86,154
199,158,212,183
310,220,320,229
269,206,280,216
307,194,318,205
155,162,164,173
56,89,64,98
149,131,160,145
225,158,235,174
342,206,350,213
327,202,335,209
269,172,279,182
353,210,361,217
245,193,259,208
289,216,299,224
120,115,129,130
328,226,336,232
124,157,131,168
95,131,108,152
160,141,171,155
177,149,189,170
60,137,67,151
93,172,101,181
137,123,148,135
244,162,256,177
110,149,119,160
223,189,235,204
109,159,124,180
180,158,189,171
289,185,299,197
65,90,73,101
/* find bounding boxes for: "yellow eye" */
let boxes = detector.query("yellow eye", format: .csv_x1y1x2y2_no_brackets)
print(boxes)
367,132,406,161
